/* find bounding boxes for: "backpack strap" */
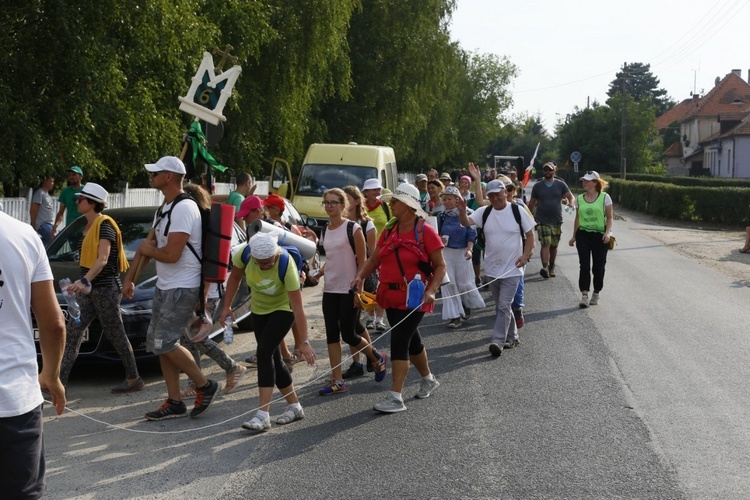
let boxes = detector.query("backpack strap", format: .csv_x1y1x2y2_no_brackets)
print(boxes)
278,248,290,282
241,245,252,266
511,202,526,248
437,212,446,235
381,201,390,221
481,204,493,227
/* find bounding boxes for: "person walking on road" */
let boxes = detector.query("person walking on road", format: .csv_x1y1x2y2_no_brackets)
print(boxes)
459,179,536,357
316,188,387,395
123,156,221,421
568,171,613,308
30,175,56,247
59,183,144,394
0,211,66,498
352,183,446,413
527,161,575,279
220,233,316,432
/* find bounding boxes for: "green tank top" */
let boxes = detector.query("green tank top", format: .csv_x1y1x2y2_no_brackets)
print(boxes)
577,193,606,233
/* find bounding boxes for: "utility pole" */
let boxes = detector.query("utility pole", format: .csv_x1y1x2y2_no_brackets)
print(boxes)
620,62,627,179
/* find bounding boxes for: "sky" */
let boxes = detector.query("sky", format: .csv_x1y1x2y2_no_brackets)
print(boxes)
449,0,749,137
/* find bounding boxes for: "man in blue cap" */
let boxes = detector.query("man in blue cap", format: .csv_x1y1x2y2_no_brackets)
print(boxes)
52,166,84,236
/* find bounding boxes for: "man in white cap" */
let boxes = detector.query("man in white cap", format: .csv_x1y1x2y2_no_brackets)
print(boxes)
458,179,536,357
52,166,85,236
123,156,220,421
362,177,390,237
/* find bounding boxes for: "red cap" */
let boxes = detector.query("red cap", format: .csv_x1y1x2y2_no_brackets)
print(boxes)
263,194,286,211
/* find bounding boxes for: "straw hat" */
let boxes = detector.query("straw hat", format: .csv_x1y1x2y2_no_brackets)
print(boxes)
380,183,427,218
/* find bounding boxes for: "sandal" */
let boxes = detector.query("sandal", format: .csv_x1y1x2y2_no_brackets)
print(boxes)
282,355,298,373
241,415,271,432
244,354,258,364
275,405,305,425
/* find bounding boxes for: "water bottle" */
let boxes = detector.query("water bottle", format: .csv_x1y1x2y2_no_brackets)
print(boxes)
406,273,426,310
564,202,576,216
59,278,81,323
224,316,234,345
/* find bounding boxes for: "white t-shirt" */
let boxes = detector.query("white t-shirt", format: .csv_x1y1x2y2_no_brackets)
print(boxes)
152,196,203,290
470,204,536,279
0,212,52,417
322,221,361,294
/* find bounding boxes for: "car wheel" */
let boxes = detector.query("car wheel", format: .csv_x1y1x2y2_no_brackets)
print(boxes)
304,251,321,287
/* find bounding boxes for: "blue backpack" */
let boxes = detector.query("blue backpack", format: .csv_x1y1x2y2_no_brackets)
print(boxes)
240,245,304,282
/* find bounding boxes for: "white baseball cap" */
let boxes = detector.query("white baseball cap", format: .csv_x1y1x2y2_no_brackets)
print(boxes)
362,178,382,191
145,156,186,175
580,170,600,181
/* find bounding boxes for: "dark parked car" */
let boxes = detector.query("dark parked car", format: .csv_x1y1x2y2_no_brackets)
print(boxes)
39,206,252,364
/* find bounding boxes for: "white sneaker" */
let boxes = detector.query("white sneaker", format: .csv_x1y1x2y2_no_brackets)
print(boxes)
415,377,440,399
242,414,271,432
579,294,590,308
589,292,600,305
373,393,406,413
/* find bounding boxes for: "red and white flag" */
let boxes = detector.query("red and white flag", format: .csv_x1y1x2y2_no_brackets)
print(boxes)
522,142,540,187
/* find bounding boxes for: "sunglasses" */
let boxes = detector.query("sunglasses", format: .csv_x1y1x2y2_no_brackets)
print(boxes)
149,171,167,177
76,197,90,204
321,200,341,207
543,167,554,172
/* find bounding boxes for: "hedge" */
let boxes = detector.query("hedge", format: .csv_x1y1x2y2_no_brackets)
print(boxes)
608,173,750,188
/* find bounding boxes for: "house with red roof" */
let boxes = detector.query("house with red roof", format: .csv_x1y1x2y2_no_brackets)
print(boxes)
658,70,750,177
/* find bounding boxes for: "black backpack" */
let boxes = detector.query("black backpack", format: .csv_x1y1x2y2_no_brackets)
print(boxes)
475,202,525,249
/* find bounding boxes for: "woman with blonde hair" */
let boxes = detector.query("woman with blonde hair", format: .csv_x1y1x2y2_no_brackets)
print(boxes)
568,171,613,308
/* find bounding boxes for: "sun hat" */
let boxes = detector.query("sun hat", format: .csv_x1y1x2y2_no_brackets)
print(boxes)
74,183,108,205
237,196,263,217
68,166,83,175
145,156,186,175
496,175,513,187
249,233,280,260
459,175,472,185
580,170,600,181
380,183,427,218
263,193,286,211
415,173,428,182
485,179,505,195
439,172,452,181
362,178,383,191
439,185,463,200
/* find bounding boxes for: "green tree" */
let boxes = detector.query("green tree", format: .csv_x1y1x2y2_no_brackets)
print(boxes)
607,62,675,117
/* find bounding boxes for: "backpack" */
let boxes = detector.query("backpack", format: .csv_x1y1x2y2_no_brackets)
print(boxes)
155,192,225,315
384,217,434,278
319,220,357,256
475,203,525,249
241,245,304,283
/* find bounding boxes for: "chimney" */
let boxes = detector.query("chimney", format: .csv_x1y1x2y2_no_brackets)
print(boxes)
731,69,741,77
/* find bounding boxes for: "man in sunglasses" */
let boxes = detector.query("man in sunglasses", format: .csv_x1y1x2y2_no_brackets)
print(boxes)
527,162,575,279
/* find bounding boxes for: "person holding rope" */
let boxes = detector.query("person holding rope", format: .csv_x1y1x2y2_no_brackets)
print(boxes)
352,183,446,413
220,232,316,432
316,188,387,395
458,179,536,357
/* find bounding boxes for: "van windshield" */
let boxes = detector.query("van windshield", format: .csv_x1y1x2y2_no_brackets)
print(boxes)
296,164,377,196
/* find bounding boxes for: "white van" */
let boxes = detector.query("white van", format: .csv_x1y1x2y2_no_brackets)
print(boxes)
270,143,398,229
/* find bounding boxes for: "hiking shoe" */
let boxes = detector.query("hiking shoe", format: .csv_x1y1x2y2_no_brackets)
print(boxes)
190,380,220,418
375,321,387,332
224,365,247,394
276,405,305,425
242,414,271,433
111,377,145,394
548,267,556,277
579,294,590,308
540,267,550,279
244,354,258,365
489,343,503,357
342,362,365,379
513,308,524,329
319,379,347,396
447,318,461,328
374,352,388,383
365,319,375,330
415,377,440,399
181,385,197,399
475,277,481,287
462,307,472,320
373,393,406,413
504,339,520,349
145,399,187,421
589,292,600,305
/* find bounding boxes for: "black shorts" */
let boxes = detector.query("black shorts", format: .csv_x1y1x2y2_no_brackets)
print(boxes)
0,405,45,498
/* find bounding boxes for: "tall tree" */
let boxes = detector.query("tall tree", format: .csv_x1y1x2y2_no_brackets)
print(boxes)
607,62,675,117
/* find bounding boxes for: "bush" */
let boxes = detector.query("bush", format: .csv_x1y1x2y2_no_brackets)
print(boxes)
608,173,750,188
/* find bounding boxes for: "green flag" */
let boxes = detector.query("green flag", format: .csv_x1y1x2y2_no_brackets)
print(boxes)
188,121,227,172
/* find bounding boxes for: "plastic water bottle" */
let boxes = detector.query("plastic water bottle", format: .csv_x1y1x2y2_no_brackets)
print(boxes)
564,203,576,216
406,273,425,310
224,316,234,345
59,278,81,323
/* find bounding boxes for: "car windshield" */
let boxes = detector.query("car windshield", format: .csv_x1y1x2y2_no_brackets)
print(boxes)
296,164,376,196
47,215,152,262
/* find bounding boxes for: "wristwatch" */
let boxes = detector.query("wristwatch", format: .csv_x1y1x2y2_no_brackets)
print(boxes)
80,277,91,287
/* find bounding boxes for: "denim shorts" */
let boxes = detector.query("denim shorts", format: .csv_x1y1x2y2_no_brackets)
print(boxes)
147,287,199,355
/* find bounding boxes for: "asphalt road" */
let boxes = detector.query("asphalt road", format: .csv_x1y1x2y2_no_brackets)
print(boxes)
41,207,749,499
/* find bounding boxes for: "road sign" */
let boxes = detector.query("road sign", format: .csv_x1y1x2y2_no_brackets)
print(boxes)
571,151,582,163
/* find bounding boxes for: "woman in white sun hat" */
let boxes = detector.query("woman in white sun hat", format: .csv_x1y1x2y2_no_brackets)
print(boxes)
59,183,144,394
352,183,446,414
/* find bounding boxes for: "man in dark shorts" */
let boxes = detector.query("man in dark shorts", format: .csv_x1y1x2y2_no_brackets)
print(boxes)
527,161,575,278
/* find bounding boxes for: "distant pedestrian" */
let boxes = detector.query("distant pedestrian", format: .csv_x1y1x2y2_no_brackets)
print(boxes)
0,211,66,498
568,171,613,308
220,233,316,432
30,175,56,246
53,166,84,236
226,172,256,228
426,179,445,216
415,173,429,211
439,172,453,188
527,161,575,279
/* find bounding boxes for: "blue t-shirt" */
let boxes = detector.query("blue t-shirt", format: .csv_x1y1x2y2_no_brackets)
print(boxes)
530,178,570,224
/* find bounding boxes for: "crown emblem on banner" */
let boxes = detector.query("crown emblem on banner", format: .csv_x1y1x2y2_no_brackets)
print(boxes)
178,46,242,125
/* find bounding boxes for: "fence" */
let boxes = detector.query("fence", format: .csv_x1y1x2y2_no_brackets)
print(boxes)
1,181,269,230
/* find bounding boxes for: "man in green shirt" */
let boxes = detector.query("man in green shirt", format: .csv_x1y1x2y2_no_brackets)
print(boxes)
226,172,256,228
52,166,84,236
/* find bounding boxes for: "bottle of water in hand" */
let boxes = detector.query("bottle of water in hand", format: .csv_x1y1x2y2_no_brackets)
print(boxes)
59,278,81,323
224,316,234,345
